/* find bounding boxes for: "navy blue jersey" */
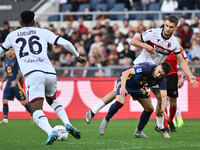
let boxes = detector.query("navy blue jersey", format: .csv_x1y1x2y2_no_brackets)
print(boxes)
4,57,20,82
118,62,167,90
116,62,167,99
3,57,25,101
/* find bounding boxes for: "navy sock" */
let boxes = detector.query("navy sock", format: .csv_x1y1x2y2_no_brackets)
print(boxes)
137,111,153,131
105,101,123,121
24,103,31,114
3,104,8,119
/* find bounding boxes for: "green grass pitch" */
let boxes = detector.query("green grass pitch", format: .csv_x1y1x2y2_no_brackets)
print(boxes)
0,119,200,150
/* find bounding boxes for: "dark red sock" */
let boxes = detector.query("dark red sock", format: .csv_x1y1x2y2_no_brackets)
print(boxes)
164,108,168,127
169,106,177,123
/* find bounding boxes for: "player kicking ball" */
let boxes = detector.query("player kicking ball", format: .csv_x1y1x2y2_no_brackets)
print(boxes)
97,62,171,138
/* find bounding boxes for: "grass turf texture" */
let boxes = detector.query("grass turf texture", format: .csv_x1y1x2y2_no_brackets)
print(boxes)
0,119,200,150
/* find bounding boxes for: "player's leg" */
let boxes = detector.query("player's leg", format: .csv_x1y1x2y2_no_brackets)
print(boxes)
85,91,116,124
134,97,154,138
168,97,177,132
164,100,170,132
25,72,58,145
15,85,31,115
0,99,9,124
151,87,170,138
99,94,125,135
176,101,184,127
45,74,81,139
166,74,178,132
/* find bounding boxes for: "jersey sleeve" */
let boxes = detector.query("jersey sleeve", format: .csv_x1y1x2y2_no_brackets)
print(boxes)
2,33,11,51
141,29,154,43
158,77,167,90
133,64,149,75
44,29,60,45
173,39,181,54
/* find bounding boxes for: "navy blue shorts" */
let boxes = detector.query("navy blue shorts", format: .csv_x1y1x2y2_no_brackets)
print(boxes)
3,82,26,101
115,78,150,99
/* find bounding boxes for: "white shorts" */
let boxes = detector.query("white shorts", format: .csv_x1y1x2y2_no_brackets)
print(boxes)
25,72,57,102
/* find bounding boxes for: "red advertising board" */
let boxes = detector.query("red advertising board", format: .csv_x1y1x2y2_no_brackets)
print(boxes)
0,77,200,119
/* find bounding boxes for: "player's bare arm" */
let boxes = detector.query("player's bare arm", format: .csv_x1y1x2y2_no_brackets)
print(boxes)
160,90,168,119
0,72,7,90
130,35,156,54
120,68,135,96
10,70,22,87
176,53,199,88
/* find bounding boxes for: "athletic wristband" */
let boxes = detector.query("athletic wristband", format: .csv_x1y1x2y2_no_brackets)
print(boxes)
181,75,186,79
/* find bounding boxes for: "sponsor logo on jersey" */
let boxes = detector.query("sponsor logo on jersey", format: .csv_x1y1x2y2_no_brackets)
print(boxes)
153,45,170,55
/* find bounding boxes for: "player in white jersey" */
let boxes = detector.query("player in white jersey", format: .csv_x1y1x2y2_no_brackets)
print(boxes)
85,15,198,138
0,11,86,145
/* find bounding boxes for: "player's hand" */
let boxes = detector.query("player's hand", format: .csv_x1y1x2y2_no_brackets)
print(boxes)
189,76,199,88
0,83,3,91
178,77,185,88
160,109,168,120
10,81,17,87
75,56,86,66
120,88,128,96
144,44,156,54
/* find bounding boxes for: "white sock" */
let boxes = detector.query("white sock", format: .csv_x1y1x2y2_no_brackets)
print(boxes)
176,102,182,119
156,116,164,129
51,99,71,126
91,100,105,115
33,110,53,135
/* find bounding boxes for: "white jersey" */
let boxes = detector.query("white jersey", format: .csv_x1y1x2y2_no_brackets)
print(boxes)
134,28,181,65
2,27,71,76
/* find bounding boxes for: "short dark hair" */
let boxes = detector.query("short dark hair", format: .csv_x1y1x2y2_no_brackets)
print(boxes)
20,11,35,25
161,62,171,75
164,15,178,25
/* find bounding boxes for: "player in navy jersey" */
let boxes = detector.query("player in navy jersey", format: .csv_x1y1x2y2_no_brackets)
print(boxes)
98,62,171,138
0,48,31,124
0,11,86,145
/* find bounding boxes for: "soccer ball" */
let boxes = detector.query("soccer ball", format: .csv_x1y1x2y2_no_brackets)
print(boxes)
53,125,68,141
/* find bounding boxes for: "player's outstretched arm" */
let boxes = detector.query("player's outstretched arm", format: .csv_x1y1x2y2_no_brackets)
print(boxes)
176,53,199,88
56,37,86,66
120,68,135,96
160,90,168,120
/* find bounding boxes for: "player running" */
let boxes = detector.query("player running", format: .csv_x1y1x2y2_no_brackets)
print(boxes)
0,11,86,145
0,48,31,124
98,62,171,138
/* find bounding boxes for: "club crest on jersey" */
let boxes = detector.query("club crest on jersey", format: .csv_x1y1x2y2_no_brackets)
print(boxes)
168,42,171,48
136,68,142,73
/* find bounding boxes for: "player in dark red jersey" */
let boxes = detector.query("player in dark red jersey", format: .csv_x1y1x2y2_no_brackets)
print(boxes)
163,45,187,132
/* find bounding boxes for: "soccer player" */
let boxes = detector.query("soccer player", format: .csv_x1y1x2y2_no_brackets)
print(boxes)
0,11,86,145
163,45,187,132
0,48,31,124
98,62,171,138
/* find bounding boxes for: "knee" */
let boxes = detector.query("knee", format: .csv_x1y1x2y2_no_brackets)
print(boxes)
20,100,26,106
46,93,56,105
115,101,123,109
3,99,8,105
144,107,154,113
